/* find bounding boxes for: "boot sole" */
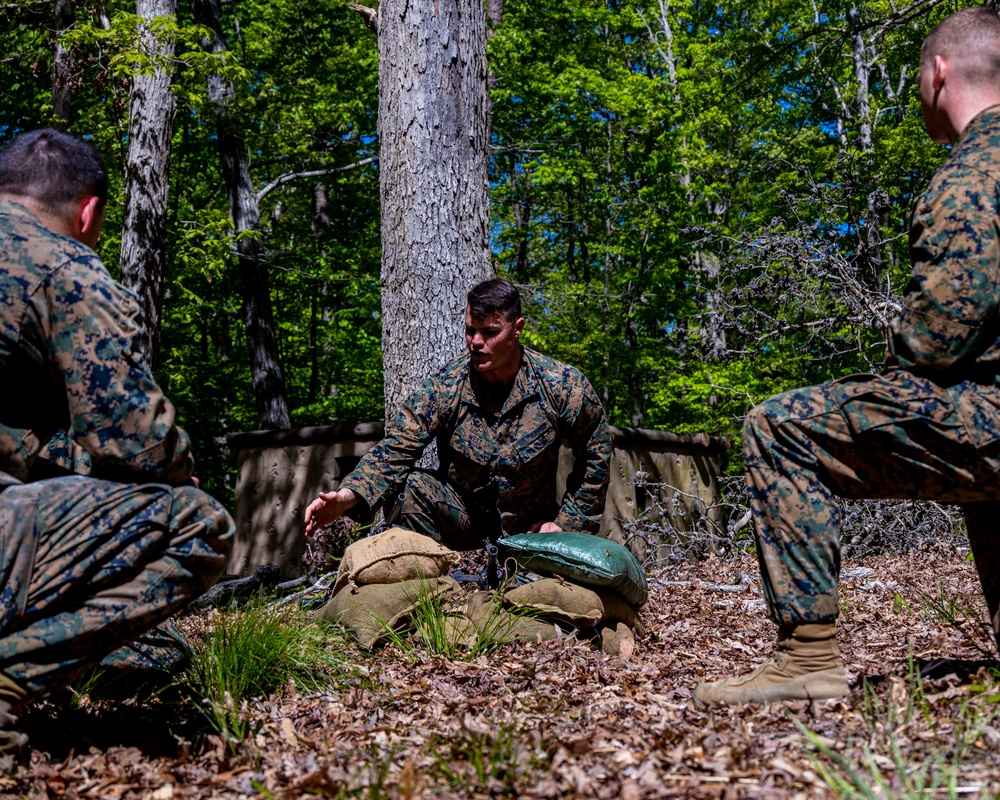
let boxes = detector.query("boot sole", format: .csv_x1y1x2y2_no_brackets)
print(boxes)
693,669,848,708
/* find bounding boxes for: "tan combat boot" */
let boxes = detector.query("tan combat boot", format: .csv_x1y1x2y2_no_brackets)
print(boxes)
693,623,848,708
0,672,28,772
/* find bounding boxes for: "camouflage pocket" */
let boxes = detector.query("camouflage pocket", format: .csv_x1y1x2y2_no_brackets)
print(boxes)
444,427,494,489
515,421,557,465
950,382,1000,453
835,371,961,440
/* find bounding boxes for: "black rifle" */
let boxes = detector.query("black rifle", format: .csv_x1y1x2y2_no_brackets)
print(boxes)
452,537,515,590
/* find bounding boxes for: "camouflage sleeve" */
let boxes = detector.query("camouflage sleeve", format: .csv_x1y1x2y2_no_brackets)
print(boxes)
340,373,443,513
553,372,611,533
889,166,1000,376
46,256,194,484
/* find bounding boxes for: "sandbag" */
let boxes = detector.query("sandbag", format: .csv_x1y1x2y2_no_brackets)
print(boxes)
599,621,636,658
503,578,645,635
316,575,462,649
463,591,566,644
333,527,460,596
499,532,648,608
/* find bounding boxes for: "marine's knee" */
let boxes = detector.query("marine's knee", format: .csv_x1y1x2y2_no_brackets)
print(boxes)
744,398,783,456
169,485,235,550
401,470,448,507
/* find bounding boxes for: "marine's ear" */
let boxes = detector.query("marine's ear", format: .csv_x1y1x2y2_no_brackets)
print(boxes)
76,194,105,249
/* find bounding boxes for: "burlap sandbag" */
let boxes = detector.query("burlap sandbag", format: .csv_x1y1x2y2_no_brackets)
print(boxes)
599,621,636,658
463,591,565,644
316,575,462,649
415,614,479,650
332,527,460,596
503,578,646,636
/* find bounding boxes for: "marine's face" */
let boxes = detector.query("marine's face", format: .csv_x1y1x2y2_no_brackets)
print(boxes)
465,306,524,383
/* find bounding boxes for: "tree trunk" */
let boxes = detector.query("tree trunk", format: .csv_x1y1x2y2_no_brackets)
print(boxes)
377,0,493,422
849,7,885,288
52,0,75,125
119,0,176,371
192,0,290,430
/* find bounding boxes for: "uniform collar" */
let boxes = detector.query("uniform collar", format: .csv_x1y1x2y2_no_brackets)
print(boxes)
462,347,540,415
0,199,44,226
957,103,1000,146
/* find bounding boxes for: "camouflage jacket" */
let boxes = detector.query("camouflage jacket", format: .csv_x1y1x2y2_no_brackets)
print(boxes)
0,200,193,486
342,347,611,534
889,104,1000,385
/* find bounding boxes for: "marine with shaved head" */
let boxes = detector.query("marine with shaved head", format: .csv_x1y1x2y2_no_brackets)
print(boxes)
694,6,1000,707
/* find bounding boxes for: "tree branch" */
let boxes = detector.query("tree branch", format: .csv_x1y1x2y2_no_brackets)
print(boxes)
256,157,378,202
350,2,377,34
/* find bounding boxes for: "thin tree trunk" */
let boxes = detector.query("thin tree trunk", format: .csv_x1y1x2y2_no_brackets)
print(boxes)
849,7,885,289
192,0,290,430
52,0,75,125
377,0,493,424
119,0,176,371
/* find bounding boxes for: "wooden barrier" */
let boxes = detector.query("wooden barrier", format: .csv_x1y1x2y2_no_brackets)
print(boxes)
227,422,728,576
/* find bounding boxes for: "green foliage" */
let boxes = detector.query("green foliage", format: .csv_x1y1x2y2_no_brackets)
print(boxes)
182,599,353,745
489,0,959,448
1,0,384,501
0,0,974,505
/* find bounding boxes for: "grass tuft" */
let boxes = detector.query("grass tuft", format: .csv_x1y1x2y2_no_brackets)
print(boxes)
377,578,541,662
182,598,353,744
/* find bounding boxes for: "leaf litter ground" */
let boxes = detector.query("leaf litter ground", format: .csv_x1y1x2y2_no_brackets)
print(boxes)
4,541,1000,799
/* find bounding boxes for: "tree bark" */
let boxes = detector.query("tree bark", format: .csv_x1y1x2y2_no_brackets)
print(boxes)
192,0,290,430
377,0,493,421
118,0,176,371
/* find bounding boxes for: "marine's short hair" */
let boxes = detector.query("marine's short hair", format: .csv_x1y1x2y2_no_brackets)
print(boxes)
467,278,522,322
0,128,108,214
922,6,1000,88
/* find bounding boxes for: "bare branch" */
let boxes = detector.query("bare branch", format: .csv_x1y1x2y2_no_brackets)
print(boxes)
350,2,377,34
256,157,378,202
864,0,949,43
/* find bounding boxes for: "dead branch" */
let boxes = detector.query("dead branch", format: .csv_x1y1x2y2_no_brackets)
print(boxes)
350,2,377,34
270,571,337,609
256,157,378,202
650,572,753,593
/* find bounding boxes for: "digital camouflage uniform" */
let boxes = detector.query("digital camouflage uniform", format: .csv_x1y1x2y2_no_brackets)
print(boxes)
0,200,234,696
745,105,1000,647
342,347,610,548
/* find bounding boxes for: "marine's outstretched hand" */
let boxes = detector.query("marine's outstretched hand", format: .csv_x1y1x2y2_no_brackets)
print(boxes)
304,487,359,535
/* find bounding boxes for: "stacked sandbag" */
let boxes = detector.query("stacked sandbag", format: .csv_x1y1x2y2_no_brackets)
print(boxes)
463,590,567,645
331,526,461,595
498,532,648,656
315,527,462,649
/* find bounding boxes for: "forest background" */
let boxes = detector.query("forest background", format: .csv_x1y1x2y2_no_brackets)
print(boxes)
0,0,982,504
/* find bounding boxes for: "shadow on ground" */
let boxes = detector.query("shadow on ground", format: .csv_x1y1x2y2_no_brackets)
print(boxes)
18,687,204,761
862,657,999,687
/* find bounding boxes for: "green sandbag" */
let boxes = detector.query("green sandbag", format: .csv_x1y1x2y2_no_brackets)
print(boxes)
499,532,648,609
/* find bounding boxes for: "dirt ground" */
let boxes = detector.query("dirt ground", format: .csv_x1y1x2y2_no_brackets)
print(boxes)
3,541,1000,799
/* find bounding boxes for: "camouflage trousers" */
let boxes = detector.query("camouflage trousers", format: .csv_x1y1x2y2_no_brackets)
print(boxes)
745,370,1000,647
0,476,234,695
395,470,503,551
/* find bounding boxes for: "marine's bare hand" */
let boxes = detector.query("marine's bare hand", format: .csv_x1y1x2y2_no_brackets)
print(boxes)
527,521,562,533
304,487,359,536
